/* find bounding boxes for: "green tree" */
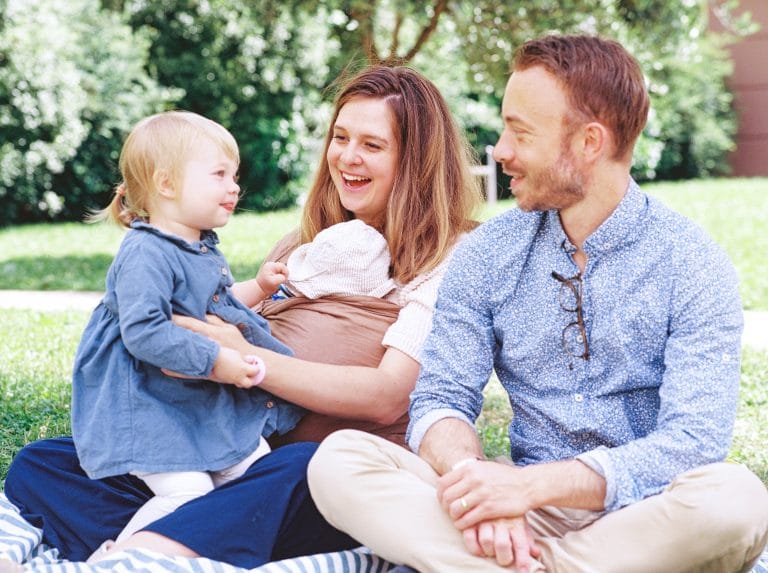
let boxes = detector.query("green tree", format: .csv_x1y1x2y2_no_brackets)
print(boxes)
301,0,744,183
0,0,172,225
0,0,752,225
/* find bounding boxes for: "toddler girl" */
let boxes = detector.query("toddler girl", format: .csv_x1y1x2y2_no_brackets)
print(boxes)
71,111,302,547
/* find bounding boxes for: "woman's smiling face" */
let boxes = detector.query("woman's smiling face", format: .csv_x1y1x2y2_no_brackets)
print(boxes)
326,96,399,227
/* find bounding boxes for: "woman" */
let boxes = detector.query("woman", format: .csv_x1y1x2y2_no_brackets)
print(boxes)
3,65,481,569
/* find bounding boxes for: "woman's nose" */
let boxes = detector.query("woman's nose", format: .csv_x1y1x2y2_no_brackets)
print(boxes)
340,143,362,165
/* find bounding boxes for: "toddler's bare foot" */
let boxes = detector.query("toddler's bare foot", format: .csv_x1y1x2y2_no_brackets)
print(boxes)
0,558,24,572
86,539,116,564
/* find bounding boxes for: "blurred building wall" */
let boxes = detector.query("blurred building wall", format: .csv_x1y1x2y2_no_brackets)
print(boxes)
712,0,768,176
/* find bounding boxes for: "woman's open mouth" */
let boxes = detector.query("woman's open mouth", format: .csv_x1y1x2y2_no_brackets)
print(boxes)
342,172,371,190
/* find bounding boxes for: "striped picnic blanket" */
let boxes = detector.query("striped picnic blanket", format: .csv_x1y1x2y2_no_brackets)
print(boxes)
0,493,393,572
2,492,767,572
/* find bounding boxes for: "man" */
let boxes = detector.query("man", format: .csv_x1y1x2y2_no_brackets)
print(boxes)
307,34,768,572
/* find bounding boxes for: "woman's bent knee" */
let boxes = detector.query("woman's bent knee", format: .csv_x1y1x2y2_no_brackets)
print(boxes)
5,438,71,501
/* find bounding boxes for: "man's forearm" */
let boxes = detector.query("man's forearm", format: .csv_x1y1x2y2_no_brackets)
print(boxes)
522,459,606,511
418,417,485,475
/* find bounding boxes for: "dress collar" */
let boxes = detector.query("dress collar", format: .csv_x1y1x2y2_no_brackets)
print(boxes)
130,220,220,252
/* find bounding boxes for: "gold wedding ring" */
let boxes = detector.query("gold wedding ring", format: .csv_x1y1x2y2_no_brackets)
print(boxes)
460,496,468,510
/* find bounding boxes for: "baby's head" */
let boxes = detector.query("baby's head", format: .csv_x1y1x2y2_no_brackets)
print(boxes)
95,111,240,230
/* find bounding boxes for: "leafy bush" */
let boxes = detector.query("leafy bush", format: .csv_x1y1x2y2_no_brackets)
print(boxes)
627,18,738,180
122,0,335,212
0,0,750,225
0,0,174,225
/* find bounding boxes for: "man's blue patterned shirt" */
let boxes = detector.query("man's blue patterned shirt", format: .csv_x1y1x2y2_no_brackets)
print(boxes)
408,180,743,511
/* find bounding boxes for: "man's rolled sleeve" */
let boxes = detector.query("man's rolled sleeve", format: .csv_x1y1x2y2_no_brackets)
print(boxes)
407,232,497,450
408,409,477,454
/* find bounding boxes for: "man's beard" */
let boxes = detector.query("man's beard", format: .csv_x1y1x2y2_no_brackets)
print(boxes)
516,149,586,212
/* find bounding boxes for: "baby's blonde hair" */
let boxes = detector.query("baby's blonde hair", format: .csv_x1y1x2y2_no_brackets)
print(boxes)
91,111,239,227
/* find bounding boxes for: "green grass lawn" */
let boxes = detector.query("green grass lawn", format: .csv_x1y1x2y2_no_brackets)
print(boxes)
1,177,767,484
0,209,303,292
1,177,766,309
1,308,766,484
477,346,768,485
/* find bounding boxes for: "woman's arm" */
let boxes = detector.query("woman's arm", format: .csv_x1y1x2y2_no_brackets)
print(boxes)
173,314,419,425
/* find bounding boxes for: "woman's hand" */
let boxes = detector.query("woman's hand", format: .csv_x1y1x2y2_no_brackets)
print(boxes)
172,314,250,352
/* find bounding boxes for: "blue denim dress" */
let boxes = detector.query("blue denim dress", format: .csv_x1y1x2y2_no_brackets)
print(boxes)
71,221,302,479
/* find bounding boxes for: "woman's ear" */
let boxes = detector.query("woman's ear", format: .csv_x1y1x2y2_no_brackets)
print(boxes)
154,170,176,199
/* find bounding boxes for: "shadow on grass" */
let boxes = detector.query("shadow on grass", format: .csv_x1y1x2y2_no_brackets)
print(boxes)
0,255,112,291
0,255,265,292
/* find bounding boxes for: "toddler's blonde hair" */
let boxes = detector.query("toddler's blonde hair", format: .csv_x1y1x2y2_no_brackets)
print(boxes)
91,111,239,228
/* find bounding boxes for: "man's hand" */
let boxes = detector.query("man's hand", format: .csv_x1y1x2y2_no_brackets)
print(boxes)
437,459,533,529
462,516,541,571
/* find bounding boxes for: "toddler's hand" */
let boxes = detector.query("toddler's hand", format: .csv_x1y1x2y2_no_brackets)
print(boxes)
256,261,289,295
243,354,267,386
212,347,265,388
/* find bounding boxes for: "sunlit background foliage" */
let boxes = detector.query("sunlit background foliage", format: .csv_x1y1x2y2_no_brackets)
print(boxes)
0,0,756,226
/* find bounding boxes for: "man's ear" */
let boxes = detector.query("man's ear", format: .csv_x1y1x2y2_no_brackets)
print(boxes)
581,122,610,163
154,170,176,199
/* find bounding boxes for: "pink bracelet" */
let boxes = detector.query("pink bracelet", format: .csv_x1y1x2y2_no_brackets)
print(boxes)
249,355,267,386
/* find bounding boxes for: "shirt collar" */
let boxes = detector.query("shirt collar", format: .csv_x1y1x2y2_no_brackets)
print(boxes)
545,178,645,256
130,220,220,252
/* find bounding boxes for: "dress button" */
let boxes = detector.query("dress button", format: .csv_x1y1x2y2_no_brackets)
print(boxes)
266,401,274,409
576,334,584,343
221,267,228,275
200,246,208,253
574,393,584,402
212,294,220,303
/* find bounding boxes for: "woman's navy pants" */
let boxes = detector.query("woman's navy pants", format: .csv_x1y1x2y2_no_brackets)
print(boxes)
4,437,357,568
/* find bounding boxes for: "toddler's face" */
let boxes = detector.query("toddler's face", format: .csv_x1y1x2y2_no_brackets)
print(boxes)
171,139,240,240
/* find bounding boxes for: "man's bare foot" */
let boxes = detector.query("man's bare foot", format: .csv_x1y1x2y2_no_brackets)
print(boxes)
0,558,24,572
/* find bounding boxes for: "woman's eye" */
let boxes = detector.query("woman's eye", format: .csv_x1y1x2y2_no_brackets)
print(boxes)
365,142,381,150
332,135,347,142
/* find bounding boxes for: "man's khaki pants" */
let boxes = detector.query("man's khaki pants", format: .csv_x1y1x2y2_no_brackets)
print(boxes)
308,430,768,573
